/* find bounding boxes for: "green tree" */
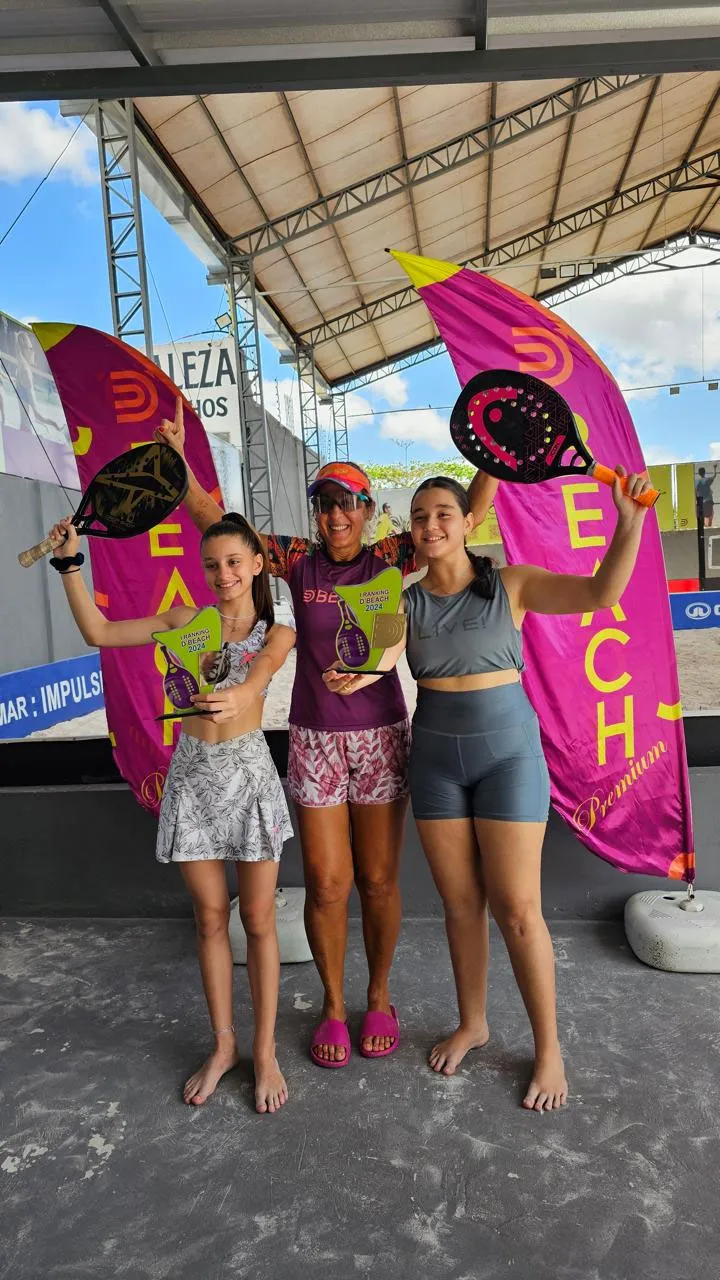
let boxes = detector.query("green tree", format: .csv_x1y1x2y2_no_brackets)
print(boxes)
362,459,477,489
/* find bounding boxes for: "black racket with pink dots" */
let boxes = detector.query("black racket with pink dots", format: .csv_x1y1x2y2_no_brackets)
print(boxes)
450,369,658,508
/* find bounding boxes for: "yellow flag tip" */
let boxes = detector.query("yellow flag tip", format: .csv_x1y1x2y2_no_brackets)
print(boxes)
388,249,461,289
31,322,75,353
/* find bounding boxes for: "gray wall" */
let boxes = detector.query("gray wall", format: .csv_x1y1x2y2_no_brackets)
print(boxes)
0,473,95,675
1,766,717,919
265,410,313,539
0,415,315,678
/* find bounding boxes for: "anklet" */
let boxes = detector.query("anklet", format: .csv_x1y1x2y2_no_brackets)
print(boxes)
214,1024,235,1037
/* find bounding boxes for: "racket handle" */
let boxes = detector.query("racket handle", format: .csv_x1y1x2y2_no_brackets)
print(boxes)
590,463,659,509
17,530,69,568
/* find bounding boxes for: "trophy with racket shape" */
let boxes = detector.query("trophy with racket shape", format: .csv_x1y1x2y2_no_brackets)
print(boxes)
332,567,405,674
152,606,231,721
449,370,659,508
18,442,188,566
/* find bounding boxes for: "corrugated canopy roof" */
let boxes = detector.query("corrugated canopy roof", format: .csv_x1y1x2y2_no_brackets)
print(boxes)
132,68,720,384
4,2,720,385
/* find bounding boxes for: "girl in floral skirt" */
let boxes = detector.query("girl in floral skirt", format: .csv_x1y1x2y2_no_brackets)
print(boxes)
47,509,296,1114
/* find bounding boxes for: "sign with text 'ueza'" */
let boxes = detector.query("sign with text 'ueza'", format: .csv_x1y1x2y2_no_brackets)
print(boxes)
153,340,239,444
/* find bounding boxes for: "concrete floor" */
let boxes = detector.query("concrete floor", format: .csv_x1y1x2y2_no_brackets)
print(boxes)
1,918,718,1280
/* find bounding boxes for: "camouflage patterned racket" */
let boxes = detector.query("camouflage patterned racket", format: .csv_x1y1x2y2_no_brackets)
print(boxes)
18,442,188,566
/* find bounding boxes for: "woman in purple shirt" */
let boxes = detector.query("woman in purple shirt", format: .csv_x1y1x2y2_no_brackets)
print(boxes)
157,402,495,1068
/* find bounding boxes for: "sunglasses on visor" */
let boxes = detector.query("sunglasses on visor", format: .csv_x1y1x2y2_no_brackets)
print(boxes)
312,491,369,514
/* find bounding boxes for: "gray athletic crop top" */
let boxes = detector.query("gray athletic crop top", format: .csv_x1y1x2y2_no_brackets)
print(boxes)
404,570,524,679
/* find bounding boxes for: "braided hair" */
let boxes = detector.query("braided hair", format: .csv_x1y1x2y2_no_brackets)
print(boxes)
410,476,496,600
200,512,275,626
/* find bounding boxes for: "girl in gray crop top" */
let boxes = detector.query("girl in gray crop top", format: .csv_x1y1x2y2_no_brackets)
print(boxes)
403,567,524,680
324,468,654,1115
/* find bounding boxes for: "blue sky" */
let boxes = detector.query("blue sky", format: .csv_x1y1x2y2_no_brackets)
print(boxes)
1,101,719,471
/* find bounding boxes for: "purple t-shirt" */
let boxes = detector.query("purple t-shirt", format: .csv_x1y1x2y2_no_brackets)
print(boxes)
267,533,416,731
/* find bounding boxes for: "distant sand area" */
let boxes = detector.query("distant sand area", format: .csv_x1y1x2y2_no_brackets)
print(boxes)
23,629,720,742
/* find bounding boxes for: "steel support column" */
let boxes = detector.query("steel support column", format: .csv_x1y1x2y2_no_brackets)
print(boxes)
331,394,349,461
226,255,274,534
296,344,321,527
95,99,153,356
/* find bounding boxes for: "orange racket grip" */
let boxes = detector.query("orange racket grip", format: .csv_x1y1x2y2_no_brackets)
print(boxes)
590,462,659,509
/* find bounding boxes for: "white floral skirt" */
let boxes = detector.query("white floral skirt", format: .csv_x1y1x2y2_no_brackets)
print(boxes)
156,730,294,864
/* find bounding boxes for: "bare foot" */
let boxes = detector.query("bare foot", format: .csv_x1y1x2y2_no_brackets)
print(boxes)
311,1006,348,1065
522,1049,568,1111
360,994,397,1055
254,1052,288,1114
428,1021,490,1076
183,1038,240,1105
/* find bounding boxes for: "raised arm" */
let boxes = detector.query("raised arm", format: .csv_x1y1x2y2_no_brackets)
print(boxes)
467,468,499,528
502,468,651,622
49,517,191,647
155,396,262,542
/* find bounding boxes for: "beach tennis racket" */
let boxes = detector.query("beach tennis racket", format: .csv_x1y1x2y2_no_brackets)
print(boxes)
450,370,658,508
18,442,188,566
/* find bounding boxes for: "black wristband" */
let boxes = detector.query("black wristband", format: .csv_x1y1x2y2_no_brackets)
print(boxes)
49,553,85,574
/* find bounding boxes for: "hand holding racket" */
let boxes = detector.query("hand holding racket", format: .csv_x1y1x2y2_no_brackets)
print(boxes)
450,370,658,508
18,441,188,567
610,465,655,526
47,516,81,559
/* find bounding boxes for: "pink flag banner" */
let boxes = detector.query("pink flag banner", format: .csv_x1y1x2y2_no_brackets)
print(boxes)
392,252,694,881
33,323,223,815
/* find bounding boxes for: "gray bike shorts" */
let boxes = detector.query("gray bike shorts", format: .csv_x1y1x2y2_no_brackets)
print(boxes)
409,683,550,823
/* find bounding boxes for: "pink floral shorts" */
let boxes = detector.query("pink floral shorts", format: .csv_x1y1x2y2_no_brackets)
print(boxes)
288,720,411,808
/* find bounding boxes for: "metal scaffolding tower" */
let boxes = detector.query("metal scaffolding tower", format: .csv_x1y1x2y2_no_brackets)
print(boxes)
226,255,274,534
330,394,349,461
296,343,321,522
95,100,153,357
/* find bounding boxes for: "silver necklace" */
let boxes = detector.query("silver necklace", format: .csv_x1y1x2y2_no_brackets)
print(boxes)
216,608,256,626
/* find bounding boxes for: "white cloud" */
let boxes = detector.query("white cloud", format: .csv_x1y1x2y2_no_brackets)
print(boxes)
367,371,409,408
261,375,374,446
378,408,449,452
558,254,720,400
0,103,97,186
345,390,374,427
642,444,693,466
710,442,720,460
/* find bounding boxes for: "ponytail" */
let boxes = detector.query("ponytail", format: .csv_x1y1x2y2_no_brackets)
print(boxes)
201,511,275,627
464,546,496,600
410,475,496,600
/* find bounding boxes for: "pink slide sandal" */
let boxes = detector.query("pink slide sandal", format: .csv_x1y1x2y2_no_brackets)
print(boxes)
358,1005,400,1059
310,1019,351,1069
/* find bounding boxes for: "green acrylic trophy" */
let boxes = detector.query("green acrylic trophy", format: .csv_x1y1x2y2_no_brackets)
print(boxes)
152,605,227,719
333,567,405,673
